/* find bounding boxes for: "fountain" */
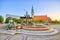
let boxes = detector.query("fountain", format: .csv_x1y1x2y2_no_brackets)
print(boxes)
20,12,58,35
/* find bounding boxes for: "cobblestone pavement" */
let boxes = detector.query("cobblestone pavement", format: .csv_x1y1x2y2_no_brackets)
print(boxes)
0,33,13,40
6,32,60,40
0,24,60,40
0,33,60,40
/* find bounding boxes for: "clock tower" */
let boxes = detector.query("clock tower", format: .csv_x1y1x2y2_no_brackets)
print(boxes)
31,6,34,18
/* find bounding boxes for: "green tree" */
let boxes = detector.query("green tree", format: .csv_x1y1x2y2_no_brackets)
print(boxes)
51,20,59,24
12,18,21,23
5,17,12,23
31,20,37,23
38,20,45,23
31,20,45,23
0,16,4,23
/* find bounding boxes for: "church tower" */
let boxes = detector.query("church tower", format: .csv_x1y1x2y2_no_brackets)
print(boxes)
31,6,34,18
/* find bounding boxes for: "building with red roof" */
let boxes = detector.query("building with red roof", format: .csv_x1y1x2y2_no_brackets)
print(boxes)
33,15,51,23
31,6,51,23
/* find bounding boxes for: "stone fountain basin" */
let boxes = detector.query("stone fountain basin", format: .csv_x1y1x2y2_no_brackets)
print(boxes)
22,26,50,31
21,25,58,35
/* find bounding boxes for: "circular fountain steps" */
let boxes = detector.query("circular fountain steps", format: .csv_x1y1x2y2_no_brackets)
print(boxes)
0,28,58,35
20,28,58,35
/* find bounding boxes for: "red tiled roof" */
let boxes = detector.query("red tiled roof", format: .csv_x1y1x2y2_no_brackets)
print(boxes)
33,15,47,20
33,15,51,22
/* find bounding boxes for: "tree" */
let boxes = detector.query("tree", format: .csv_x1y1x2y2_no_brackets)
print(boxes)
12,18,21,23
51,20,59,24
5,17,12,23
0,16,4,23
31,20,45,23
37,20,45,23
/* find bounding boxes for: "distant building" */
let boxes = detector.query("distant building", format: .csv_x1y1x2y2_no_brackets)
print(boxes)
6,14,20,19
33,15,51,23
31,6,51,23
6,6,51,23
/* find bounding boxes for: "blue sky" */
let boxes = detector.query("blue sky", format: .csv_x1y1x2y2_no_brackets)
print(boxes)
0,0,60,20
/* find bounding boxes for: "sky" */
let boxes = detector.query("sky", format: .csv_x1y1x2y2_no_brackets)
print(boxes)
0,0,60,20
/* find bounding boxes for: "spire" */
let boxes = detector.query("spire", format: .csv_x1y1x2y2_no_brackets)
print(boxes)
31,5,34,18
31,6,34,14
